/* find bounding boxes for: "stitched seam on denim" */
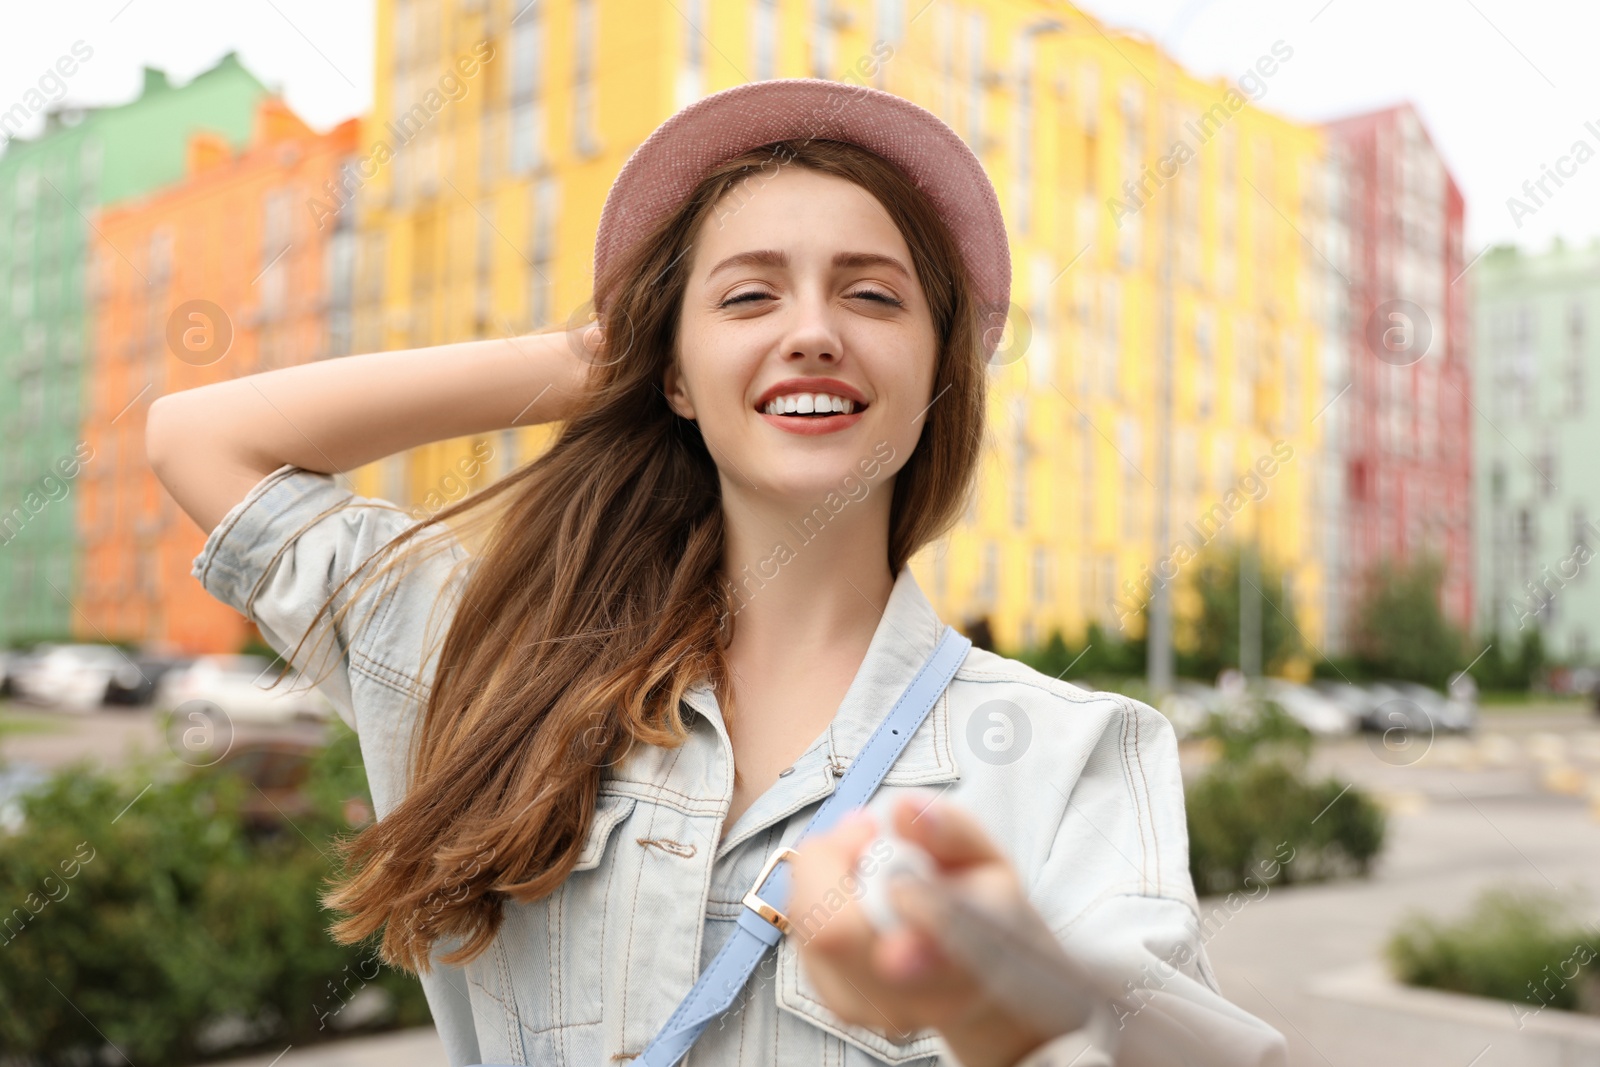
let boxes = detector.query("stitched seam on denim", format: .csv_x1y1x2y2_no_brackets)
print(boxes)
826,627,962,829
495,940,519,1062
553,881,564,1059
1120,695,1157,894
620,746,682,1042
596,807,621,1034
954,665,1114,705
1119,708,1150,895
1130,704,1159,893
787,967,940,1059
348,648,425,695
194,464,298,591
601,779,724,813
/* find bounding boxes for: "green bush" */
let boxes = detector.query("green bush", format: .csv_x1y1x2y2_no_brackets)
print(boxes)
0,722,430,1065
1388,886,1600,1014
1185,705,1386,896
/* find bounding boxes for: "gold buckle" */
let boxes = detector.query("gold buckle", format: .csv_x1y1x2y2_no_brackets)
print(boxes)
742,846,800,935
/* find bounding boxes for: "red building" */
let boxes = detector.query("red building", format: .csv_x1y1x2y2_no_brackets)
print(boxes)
1321,104,1474,641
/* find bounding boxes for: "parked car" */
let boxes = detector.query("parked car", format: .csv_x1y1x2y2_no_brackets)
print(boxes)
1382,679,1476,734
154,654,332,724
104,653,192,706
1158,680,1234,739
1259,678,1358,736
1312,680,1385,730
10,643,140,712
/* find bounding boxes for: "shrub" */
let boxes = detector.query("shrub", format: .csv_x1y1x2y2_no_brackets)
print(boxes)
1387,886,1600,1014
0,722,430,1065
1186,758,1386,896
1185,704,1386,896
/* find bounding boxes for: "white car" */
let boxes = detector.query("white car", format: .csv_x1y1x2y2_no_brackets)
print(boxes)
1259,678,1358,736
154,654,332,725
11,643,142,712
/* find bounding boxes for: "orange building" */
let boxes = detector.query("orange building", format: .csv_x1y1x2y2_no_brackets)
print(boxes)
78,98,359,653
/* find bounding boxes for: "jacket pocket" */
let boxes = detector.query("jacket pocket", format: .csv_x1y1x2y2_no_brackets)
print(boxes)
472,794,636,1063
775,934,943,1065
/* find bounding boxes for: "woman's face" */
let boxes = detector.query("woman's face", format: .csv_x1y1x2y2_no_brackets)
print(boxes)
666,165,939,505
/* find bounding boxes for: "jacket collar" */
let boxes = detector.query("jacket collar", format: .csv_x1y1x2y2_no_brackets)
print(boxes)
679,563,962,787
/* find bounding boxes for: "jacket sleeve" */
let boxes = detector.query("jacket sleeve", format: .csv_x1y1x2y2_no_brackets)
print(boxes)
190,465,485,1059
1011,694,1289,1067
188,463,466,734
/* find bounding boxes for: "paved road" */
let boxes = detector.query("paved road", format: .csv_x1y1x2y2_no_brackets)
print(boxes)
1201,706,1600,1066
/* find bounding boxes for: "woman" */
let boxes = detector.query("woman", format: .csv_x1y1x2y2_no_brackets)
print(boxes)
149,80,1285,1065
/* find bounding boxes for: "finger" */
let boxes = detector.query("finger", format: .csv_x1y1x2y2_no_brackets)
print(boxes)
891,792,1004,870
789,811,881,948
874,928,940,980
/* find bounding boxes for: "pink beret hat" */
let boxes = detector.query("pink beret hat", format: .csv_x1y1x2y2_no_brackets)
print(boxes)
592,78,1013,359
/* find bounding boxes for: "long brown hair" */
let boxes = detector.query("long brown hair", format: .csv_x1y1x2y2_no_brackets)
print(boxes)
288,138,989,972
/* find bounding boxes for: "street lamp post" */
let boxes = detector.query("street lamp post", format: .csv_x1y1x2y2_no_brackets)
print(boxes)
1146,0,1221,699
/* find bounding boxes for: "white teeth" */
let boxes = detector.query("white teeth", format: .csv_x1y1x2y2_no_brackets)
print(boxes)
762,393,859,416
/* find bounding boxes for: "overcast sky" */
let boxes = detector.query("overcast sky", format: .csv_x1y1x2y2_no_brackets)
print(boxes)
2,0,1593,255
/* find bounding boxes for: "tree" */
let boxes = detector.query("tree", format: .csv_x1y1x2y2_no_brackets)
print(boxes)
1349,554,1467,687
1178,540,1302,679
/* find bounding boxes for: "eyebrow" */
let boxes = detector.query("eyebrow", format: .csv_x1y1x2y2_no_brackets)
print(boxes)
704,249,912,282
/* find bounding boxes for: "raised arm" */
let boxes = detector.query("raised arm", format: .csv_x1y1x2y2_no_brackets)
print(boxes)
146,327,596,535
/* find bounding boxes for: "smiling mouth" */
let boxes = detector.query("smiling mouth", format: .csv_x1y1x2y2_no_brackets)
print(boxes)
758,394,867,417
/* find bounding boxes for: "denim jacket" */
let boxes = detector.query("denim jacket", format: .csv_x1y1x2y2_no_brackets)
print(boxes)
191,464,1287,1067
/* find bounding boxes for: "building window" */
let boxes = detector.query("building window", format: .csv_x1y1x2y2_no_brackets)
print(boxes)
1568,300,1585,417
965,11,984,151
1015,33,1036,232
1195,308,1214,418
573,0,600,156
1119,415,1142,542
675,0,707,108
1032,545,1051,605
1011,396,1028,529
979,540,998,605
874,0,904,50
260,188,292,322
529,175,559,327
753,0,778,80
809,0,833,78
1534,427,1556,499
1028,253,1053,387
509,6,545,174
1100,277,1119,396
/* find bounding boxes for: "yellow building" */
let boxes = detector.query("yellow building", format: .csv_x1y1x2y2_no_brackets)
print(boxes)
355,0,1333,656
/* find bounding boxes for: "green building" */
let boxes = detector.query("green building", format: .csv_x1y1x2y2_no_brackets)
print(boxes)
0,53,267,645
1474,239,1600,666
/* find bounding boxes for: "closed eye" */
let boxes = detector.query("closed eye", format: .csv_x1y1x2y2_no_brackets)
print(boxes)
849,289,903,307
719,290,774,308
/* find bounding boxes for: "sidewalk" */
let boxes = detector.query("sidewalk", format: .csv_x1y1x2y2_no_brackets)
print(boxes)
197,1027,445,1067
1203,788,1600,1066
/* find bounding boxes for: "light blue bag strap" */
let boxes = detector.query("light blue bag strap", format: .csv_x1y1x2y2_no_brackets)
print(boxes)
465,624,971,1067
636,623,972,1067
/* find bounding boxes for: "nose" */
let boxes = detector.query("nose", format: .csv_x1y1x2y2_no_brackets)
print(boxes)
781,282,844,365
